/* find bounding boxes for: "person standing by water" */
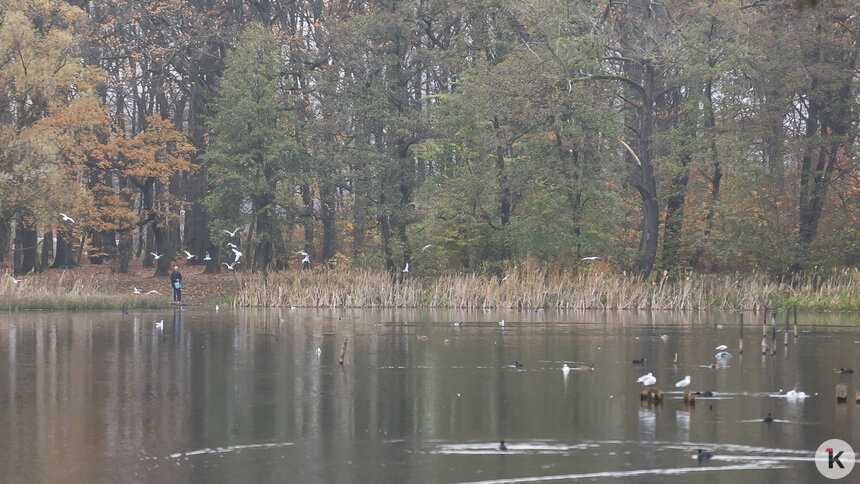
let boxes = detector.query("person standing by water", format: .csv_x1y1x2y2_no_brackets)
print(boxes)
170,265,182,302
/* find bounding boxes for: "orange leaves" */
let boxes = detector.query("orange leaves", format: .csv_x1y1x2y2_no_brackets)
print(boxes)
116,115,197,184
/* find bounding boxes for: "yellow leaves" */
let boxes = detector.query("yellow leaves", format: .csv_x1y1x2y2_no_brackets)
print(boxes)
0,0,95,107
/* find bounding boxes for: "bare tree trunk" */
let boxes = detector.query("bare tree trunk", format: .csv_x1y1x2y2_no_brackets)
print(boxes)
690,78,722,269
493,118,512,261
15,225,39,275
0,219,10,267
320,182,337,262
203,242,221,274
40,231,53,270
52,227,76,268
252,194,273,272
152,221,172,276
300,184,315,259
633,63,659,279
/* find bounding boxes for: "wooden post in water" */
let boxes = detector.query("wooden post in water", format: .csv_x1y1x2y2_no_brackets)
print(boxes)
793,305,798,338
784,310,789,346
738,313,744,354
338,337,349,365
771,314,776,356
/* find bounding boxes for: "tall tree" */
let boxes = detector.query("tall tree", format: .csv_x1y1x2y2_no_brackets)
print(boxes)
116,115,196,276
204,24,297,271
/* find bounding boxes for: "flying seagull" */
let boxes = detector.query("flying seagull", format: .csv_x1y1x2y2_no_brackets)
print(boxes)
301,254,310,267
184,250,195,260
203,251,211,261
223,261,240,270
133,287,142,294
581,256,601,261
59,213,75,223
501,275,509,283
10,275,23,284
226,242,238,249
146,290,161,295
223,227,242,237
297,251,308,257
422,244,433,253
715,344,728,351
402,263,409,273
155,320,163,330
231,248,242,262
150,252,164,260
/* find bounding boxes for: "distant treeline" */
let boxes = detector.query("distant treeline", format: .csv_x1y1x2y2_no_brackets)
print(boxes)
0,0,857,278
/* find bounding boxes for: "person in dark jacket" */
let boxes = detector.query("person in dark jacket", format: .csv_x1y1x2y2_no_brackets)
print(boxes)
170,266,182,302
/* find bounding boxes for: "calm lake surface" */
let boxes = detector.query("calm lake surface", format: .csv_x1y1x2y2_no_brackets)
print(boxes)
0,308,858,483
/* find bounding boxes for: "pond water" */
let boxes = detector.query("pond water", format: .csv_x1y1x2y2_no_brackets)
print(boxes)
0,308,858,483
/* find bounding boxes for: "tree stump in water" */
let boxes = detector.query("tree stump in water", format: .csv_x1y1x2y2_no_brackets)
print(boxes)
836,383,848,402
338,337,348,365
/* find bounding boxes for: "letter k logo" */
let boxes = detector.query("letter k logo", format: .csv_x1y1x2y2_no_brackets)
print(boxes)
827,448,845,469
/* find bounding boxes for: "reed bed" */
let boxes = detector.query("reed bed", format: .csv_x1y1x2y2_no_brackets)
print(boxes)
0,271,168,311
233,265,860,311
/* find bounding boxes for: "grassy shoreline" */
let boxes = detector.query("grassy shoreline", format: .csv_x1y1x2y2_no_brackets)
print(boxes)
2,265,858,311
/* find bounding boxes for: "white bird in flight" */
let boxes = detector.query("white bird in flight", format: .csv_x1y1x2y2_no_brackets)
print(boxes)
223,227,242,237
297,251,308,257
59,213,75,223
581,256,601,261
150,252,163,260
146,290,161,295
501,275,509,283
226,242,238,249
402,263,409,273
203,251,212,261
301,254,310,265
675,375,691,388
422,244,433,253
231,248,242,262
133,287,142,294
10,275,23,284
155,320,163,330
184,250,195,260
223,261,239,270
715,344,728,351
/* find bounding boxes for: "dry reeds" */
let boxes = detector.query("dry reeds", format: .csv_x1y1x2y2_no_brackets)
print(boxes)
0,271,167,310
232,264,860,310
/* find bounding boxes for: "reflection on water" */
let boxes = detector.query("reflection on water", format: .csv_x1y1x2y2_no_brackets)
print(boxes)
0,308,858,482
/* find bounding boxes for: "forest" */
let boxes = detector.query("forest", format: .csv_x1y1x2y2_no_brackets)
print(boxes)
0,0,857,281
